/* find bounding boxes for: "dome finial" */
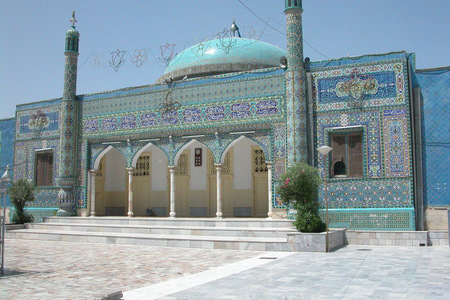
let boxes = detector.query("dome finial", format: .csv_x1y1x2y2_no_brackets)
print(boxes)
230,18,241,38
70,11,77,28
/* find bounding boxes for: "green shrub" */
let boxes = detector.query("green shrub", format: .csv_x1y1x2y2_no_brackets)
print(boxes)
8,179,35,224
276,162,326,233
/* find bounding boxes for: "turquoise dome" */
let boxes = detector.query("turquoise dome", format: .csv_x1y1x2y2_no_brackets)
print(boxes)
157,38,286,83
66,26,80,38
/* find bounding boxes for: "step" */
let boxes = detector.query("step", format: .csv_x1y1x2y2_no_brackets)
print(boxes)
41,217,294,228
27,222,297,238
7,229,291,252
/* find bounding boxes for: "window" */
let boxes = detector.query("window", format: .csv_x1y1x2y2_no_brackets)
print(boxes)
35,152,53,186
329,132,363,178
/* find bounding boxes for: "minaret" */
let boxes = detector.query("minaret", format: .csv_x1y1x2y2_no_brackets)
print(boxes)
57,11,80,216
284,0,307,165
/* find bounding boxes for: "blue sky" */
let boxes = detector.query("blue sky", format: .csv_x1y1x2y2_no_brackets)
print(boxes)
0,0,448,119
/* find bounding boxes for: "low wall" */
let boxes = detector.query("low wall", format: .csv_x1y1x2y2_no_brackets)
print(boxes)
346,230,428,246
287,229,346,252
427,230,449,246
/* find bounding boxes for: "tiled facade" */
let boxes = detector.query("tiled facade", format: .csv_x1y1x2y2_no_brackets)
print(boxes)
311,56,416,230
415,68,450,207
0,117,15,206
0,1,448,231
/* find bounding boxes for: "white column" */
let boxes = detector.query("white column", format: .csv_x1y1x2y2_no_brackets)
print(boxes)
215,165,223,218
127,168,134,217
169,166,176,218
267,163,273,219
90,170,96,217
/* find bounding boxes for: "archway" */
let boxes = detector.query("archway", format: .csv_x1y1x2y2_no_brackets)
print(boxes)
92,146,127,216
131,143,169,216
173,139,214,217
221,136,269,217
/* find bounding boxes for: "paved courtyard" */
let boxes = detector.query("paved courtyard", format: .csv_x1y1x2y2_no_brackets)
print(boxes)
0,239,262,299
0,239,449,299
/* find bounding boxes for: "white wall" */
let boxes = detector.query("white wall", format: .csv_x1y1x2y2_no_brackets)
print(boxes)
104,148,126,192
151,146,168,191
233,138,257,189
188,141,207,191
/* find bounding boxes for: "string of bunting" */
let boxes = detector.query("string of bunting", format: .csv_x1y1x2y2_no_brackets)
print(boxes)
78,22,267,72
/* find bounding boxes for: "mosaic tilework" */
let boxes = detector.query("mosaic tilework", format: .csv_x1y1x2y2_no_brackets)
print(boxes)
416,68,450,207
285,6,307,166
58,53,79,183
33,187,60,208
55,52,80,215
383,109,410,177
76,186,87,209
285,9,304,70
319,178,412,209
313,58,414,229
81,71,285,117
313,62,405,111
82,96,283,139
286,70,307,165
16,105,60,140
319,208,415,230
14,139,61,188
0,118,16,206
317,110,382,178
272,123,287,209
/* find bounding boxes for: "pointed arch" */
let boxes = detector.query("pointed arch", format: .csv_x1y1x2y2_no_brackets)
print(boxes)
220,135,246,164
220,135,271,164
173,139,213,166
93,145,125,170
131,142,168,168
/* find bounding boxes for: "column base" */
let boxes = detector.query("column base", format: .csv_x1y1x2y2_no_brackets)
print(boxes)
169,212,176,218
127,212,134,217
90,212,96,217
216,212,223,218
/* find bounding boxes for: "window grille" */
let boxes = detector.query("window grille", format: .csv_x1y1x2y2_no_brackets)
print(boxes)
175,153,189,175
134,154,151,176
253,149,268,173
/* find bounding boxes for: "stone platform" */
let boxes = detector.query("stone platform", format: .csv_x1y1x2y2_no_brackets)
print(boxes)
6,217,347,252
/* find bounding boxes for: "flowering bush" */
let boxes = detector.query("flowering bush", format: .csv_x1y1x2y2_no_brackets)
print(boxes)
8,179,35,224
276,162,326,233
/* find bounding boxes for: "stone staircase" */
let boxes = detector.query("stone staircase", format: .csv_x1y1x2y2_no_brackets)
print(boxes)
7,217,299,251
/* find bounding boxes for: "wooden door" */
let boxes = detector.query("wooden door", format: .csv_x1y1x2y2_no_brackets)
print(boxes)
175,151,190,216
133,153,151,216
252,147,268,217
95,157,105,215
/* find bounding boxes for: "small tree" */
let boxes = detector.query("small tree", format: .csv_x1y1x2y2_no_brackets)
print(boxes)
276,162,326,233
8,179,35,224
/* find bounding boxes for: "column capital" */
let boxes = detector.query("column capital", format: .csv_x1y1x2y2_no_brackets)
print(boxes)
214,164,223,171
168,166,176,173
89,169,97,175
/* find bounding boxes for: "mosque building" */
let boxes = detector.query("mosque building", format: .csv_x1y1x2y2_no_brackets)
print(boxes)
0,0,448,232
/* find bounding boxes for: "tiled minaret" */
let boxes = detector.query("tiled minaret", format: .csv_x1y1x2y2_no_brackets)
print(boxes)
57,12,80,216
285,0,307,165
